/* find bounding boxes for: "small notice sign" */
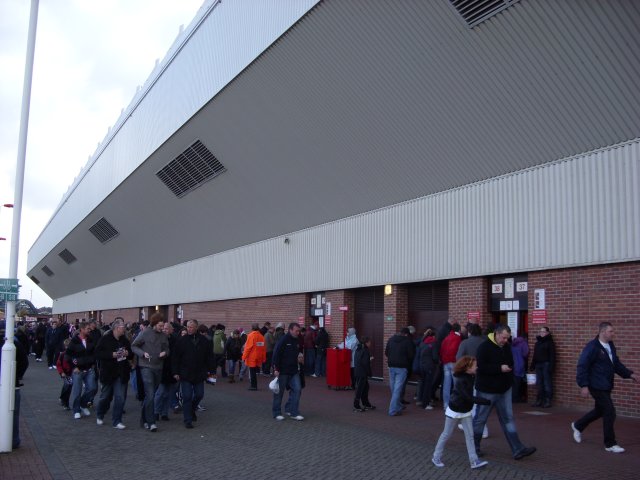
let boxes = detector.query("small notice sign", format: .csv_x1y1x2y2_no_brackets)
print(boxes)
532,310,547,324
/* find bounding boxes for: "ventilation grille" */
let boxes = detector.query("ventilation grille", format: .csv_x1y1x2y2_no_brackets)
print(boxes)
450,0,521,28
89,217,120,244
59,248,77,264
156,140,226,198
30,276,40,285
42,265,54,277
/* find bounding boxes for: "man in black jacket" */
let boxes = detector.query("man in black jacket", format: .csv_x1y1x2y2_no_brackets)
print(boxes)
472,324,536,460
172,319,213,429
66,321,97,420
272,322,304,421
384,327,415,416
95,319,133,429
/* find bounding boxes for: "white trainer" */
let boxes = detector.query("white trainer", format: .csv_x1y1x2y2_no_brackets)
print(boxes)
605,445,625,453
275,415,285,421
571,422,581,443
96,418,104,426
113,423,126,430
432,458,444,468
291,415,304,421
73,412,81,419
81,407,91,417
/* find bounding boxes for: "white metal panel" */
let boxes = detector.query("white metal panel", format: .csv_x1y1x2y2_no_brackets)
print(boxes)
53,140,640,313
27,0,320,269
29,0,640,299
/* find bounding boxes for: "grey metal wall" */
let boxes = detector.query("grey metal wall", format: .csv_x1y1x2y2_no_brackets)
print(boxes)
53,139,640,313
27,0,320,268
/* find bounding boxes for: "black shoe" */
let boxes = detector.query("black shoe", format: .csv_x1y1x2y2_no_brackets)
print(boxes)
353,407,364,413
363,405,376,410
161,415,170,421
400,400,410,405
185,422,194,429
191,411,197,421
514,446,536,460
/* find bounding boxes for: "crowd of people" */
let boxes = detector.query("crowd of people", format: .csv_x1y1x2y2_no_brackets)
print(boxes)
3,315,636,469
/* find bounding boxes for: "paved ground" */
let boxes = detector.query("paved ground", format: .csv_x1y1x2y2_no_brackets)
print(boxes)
1,361,639,480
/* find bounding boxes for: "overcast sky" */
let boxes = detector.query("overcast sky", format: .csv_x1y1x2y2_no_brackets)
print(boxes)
0,0,204,308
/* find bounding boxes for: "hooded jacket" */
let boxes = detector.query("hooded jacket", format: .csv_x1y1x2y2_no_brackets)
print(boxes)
242,330,266,367
511,337,529,377
530,334,556,371
448,372,491,414
353,342,372,378
385,334,415,369
475,332,514,394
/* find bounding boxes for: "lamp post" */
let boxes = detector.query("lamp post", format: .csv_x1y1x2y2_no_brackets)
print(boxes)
0,0,39,453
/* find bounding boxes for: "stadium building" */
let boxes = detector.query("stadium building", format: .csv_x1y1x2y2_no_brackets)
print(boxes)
27,1,639,416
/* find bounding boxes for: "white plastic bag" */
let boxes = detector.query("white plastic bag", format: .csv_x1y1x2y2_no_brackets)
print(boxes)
269,377,280,394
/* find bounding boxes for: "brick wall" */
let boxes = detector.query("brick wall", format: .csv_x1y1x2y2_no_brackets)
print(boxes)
449,277,491,328
528,262,640,417
99,308,140,326
180,293,309,333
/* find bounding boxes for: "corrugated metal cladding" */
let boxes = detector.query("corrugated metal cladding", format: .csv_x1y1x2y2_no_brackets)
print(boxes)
53,140,640,313
27,0,320,268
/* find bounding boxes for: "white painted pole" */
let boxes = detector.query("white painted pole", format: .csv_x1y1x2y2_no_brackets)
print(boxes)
0,0,39,453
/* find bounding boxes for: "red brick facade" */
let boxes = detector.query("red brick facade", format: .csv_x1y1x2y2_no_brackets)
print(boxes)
65,261,639,417
527,262,640,417
449,277,492,327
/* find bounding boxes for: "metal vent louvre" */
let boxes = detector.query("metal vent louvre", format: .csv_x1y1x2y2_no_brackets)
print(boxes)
89,217,120,244
30,276,40,285
449,0,521,28
42,265,54,277
59,248,77,264
156,140,226,198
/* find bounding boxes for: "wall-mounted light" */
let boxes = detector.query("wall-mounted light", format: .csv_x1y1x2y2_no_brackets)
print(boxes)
155,305,159,311
284,237,290,245
384,284,393,296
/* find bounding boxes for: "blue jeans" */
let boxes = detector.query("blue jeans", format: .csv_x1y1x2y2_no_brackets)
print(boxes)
304,349,316,375
180,380,204,424
473,388,526,456
97,379,126,426
442,362,455,409
153,383,173,417
272,373,301,417
70,369,97,414
388,367,407,415
314,349,326,376
227,359,239,377
535,362,553,401
139,368,161,424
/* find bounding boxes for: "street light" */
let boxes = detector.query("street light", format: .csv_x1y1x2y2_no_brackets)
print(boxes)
0,204,13,241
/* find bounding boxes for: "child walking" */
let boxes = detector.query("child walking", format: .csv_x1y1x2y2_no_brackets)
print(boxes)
432,355,490,469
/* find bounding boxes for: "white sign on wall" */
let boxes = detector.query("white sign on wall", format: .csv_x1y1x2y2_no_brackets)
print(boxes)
504,278,514,299
508,311,518,338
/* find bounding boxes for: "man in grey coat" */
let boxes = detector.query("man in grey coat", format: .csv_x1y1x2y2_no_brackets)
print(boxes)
132,312,169,432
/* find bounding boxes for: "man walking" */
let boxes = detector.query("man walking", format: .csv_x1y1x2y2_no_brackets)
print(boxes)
472,324,536,460
272,322,304,421
384,327,415,416
571,322,637,453
95,319,133,429
66,321,98,420
172,319,213,429
132,312,169,432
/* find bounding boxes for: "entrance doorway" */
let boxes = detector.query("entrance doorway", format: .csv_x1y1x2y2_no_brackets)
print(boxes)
354,287,385,378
